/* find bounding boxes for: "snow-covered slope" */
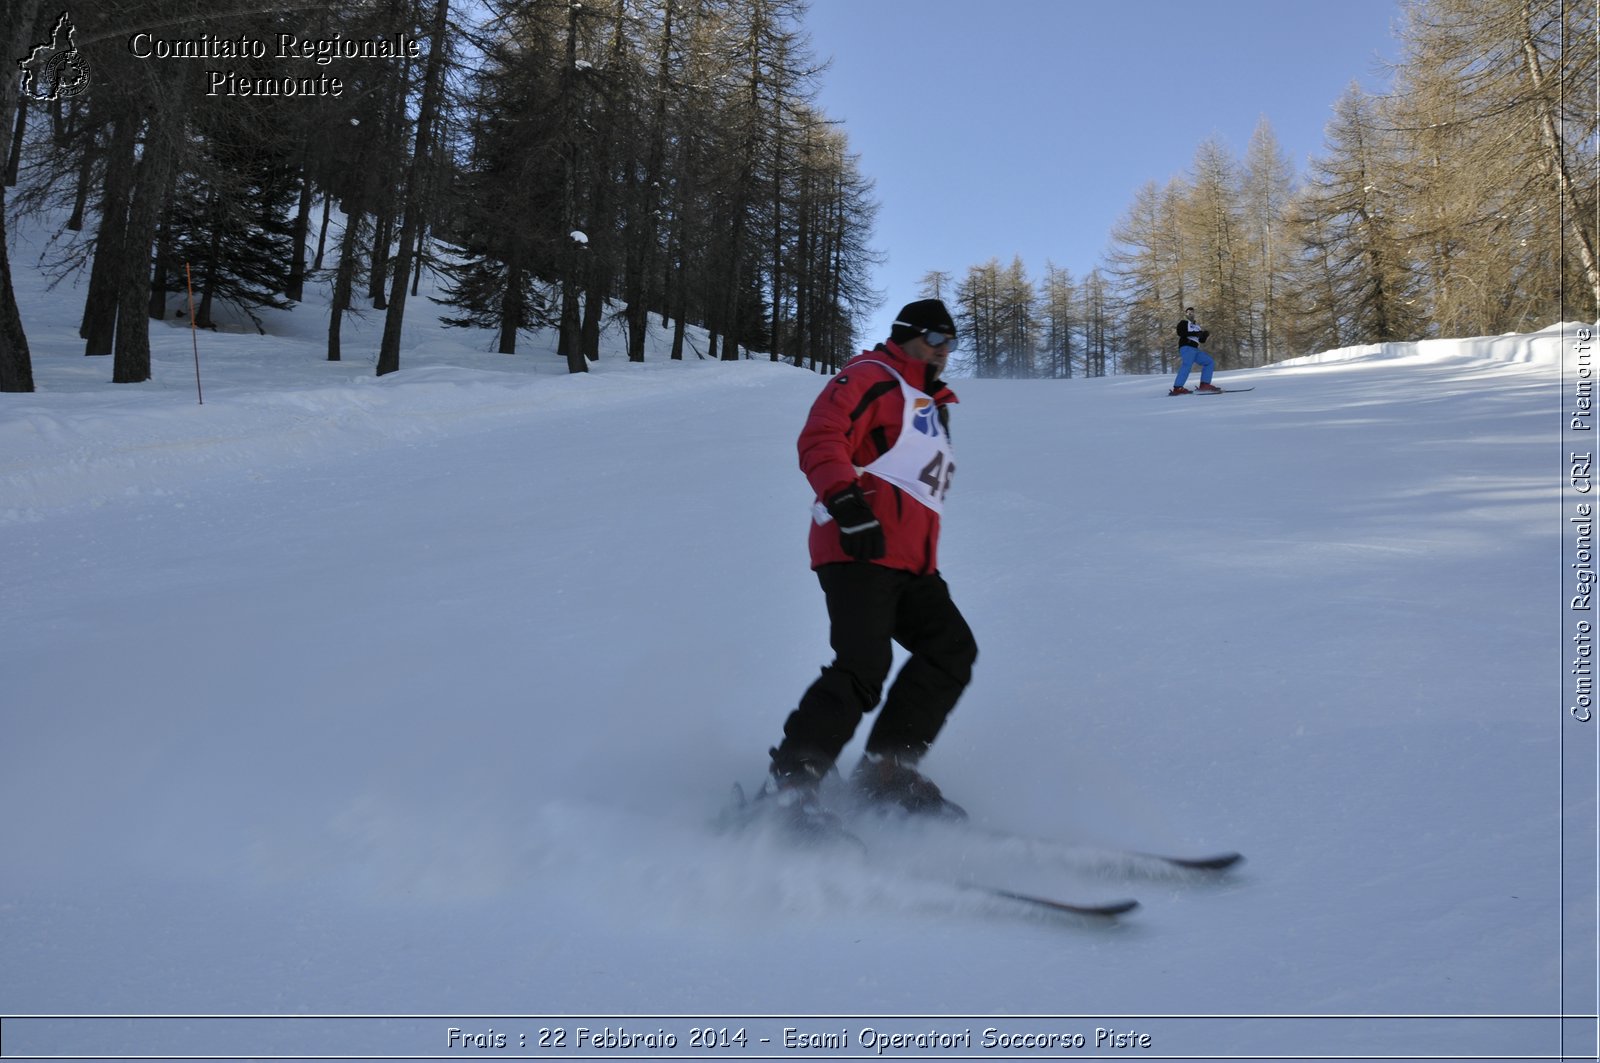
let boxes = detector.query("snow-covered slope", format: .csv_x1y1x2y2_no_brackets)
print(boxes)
0,217,1580,1059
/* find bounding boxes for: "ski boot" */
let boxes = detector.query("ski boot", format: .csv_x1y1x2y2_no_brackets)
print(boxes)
850,752,967,820
736,751,860,849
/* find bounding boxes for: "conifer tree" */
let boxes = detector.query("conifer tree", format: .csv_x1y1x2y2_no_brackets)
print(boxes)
169,93,297,330
1389,0,1597,329
433,5,566,352
1179,138,1248,367
1241,117,1295,362
1296,84,1424,344
1038,263,1077,378
1107,180,1183,374
954,259,1001,377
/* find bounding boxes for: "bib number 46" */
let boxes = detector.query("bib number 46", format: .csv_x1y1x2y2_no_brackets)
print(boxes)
919,453,955,500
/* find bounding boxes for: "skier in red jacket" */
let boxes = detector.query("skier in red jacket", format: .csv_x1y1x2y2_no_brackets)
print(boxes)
761,298,979,828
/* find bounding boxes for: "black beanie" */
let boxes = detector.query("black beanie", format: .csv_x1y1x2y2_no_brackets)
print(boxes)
889,298,956,344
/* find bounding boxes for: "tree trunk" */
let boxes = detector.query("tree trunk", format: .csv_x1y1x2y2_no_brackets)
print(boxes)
82,114,137,354
314,193,331,270
369,208,391,309
580,278,602,362
375,0,449,378
769,113,786,362
286,164,314,302
669,232,687,360
557,1,587,375
368,44,412,314
622,169,650,362
66,134,92,230
623,5,673,363
1519,2,1600,309
113,107,179,384
0,0,40,391
328,208,362,362
147,195,174,320
196,196,223,329
410,222,425,297
560,275,584,372
497,256,523,354
0,183,32,392
5,95,24,186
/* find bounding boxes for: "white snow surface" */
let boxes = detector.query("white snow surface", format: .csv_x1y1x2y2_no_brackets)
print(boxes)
0,216,1584,1060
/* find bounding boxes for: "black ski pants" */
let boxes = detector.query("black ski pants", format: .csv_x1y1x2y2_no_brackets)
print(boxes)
773,562,978,775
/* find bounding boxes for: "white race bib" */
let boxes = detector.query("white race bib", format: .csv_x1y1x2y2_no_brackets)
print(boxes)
857,361,954,514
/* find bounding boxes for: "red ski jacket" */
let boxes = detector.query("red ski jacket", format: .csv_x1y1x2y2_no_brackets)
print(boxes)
799,343,959,575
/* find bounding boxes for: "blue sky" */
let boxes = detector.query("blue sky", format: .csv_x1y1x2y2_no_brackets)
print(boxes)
800,0,1405,347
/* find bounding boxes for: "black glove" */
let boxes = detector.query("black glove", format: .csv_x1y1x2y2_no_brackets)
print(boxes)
1198,329,1209,344
825,485,884,561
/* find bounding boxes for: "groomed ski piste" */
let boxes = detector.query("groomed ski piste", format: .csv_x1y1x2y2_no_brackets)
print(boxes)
0,209,1580,1060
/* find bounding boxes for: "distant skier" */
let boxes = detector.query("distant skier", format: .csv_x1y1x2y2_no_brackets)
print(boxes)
757,298,978,832
1170,307,1222,395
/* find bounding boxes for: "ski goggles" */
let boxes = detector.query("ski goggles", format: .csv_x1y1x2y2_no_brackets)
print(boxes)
896,324,958,351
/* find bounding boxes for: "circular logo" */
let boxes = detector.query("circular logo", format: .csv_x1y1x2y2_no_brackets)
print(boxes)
43,50,92,99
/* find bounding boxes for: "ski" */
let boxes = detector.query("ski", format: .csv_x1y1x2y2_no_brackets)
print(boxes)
1147,850,1244,871
1195,386,1254,393
962,822,1244,876
845,808,1242,880
719,783,1139,922
959,882,1138,920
